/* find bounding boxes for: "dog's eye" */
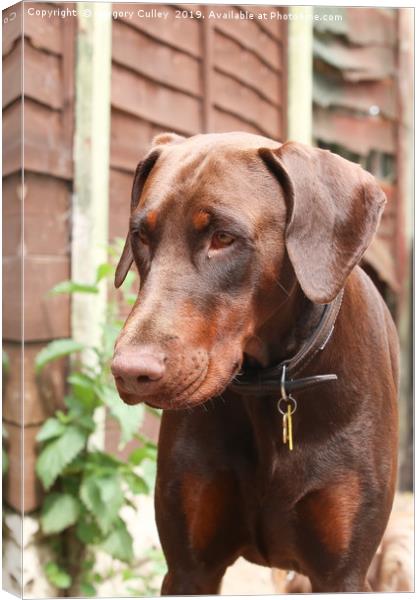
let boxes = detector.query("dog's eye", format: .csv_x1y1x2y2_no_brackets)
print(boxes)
139,230,149,245
210,231,235,251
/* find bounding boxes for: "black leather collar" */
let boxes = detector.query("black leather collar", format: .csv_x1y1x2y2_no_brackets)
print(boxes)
228,289,344,397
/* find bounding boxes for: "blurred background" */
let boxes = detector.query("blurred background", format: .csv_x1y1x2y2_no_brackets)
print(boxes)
2,2,413,597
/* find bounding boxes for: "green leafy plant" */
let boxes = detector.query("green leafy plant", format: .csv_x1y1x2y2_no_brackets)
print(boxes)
35,243,159,595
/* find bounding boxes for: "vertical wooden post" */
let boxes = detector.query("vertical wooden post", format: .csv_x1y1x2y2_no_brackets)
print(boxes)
280,15,289,141
287,7,313,144
202,7,214,132
395,8,413,490
73,3,112,449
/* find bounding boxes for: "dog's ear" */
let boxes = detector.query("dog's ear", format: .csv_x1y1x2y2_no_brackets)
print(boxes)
114,150,161,288
259,141,386,304
151,132,185,146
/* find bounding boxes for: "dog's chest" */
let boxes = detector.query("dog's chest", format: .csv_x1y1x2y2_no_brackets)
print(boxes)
235,447,310,560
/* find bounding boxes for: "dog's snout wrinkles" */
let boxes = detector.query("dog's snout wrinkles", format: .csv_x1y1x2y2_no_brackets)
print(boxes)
111,347,166,390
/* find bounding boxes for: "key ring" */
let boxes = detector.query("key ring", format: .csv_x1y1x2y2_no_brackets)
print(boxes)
277,395,297,416
277,365,297,415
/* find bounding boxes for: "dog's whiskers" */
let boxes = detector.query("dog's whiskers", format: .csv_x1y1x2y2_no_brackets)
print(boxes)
274,278,291,297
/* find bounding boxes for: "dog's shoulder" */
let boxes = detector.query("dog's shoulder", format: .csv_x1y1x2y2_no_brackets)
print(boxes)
344,266,399,373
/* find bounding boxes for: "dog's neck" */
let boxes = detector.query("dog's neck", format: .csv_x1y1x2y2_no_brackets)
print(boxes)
245,271,324,369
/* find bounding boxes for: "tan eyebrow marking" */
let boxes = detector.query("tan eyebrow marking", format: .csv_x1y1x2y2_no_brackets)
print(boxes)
145,210,158,231
192,210,211,231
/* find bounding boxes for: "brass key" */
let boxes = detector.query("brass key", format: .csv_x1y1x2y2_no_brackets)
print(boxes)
282,413,288,444
286,404,293,451
278,395,296,451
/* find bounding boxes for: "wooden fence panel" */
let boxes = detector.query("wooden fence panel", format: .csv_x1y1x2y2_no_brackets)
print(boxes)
312,7,400,293
2,3,75,511
113,20,201,97
112,64,202,133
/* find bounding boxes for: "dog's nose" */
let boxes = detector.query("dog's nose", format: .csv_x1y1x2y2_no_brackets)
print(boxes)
111,347,166,389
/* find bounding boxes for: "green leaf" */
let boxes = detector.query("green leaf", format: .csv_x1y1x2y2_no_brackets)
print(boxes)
36,425,87,490
56,410,73,424
3,447,9,476
76,514,102,545
80,581,96,596
128,444,157,466
44,562,72,589
41,493,81,534
81,559,95,571
35,339,85,374
85,451,125,471
141,458,158,491
124,471,149,495
50,280,99,295
122,568,138,581
68,373,98,411
80,473,124,535
61,474,81,496
36,418,66,443
98,385,144,448
96,263,114,283
99,517,134,563
2,350,10,377
77,415,96,432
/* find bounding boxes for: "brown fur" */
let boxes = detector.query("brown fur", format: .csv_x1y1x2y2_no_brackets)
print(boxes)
112,132,399,594
297,473,360,555
272,493,413,593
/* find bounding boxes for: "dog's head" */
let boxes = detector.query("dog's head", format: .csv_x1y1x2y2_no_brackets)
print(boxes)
111,132,385,409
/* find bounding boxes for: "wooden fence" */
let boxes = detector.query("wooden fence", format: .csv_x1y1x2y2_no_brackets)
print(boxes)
2,2,288,511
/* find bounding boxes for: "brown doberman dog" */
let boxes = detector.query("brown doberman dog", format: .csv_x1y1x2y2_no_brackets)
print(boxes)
111,132,399,594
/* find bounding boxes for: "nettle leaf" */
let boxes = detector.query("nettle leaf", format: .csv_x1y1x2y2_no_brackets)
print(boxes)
44,562,72,589
36,425,87,490
61,474,81,496
76,513,102,545
35,339,85,374
98,385,144,448
50,280,99,295
41,493,81,535
85,451,125,472
96,263,114,283
68,373,98,412
36,418,66,443
77,415,96,432
124,471,149,495
80,473,124,535
128,444,157,466
99,517,134,563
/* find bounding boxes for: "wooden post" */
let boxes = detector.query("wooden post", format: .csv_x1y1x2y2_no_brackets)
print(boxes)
73,3,112,449
202,7,214,132
395,8,413,490
287,7,313,144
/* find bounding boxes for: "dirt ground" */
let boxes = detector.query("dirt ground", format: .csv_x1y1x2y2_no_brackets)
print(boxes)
221,558,276,595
